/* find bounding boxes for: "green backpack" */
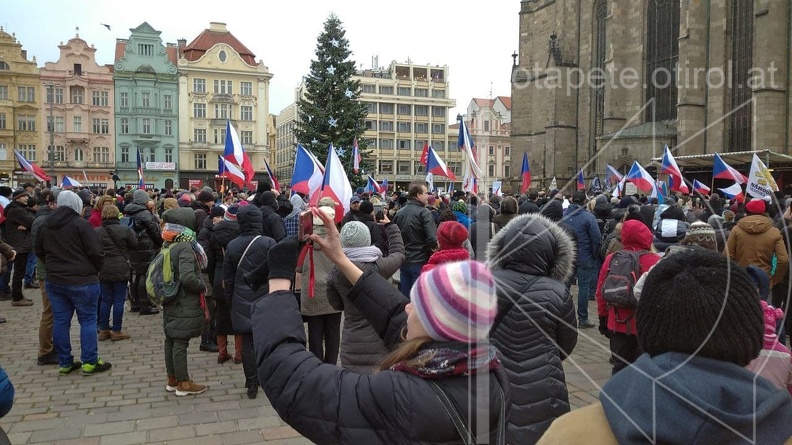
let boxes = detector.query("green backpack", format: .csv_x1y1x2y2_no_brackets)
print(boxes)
146,244,180,306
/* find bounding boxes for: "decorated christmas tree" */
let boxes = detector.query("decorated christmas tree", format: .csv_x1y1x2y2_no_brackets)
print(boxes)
295,13,369,189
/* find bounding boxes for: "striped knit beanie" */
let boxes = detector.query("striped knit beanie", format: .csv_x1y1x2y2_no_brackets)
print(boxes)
410,261,498,343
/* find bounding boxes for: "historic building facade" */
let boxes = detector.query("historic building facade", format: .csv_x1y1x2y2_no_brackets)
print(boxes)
114,22,179,189
0,27,40,186
511,0,792,189
176,22,272,190
40,31,115,188
465,96,512,192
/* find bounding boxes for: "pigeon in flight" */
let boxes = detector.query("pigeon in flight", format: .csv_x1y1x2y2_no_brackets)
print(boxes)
101,24,111,31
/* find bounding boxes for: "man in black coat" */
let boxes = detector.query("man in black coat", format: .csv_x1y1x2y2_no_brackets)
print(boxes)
5,189,34,306
258,191,286,241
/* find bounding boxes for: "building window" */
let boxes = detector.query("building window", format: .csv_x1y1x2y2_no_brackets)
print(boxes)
365,120,375,130
142,118,151,134
120,92,128,107
380,103,394,114
241,106,253,121
19,145,36,161
73,116,82,132
55,117,64,132
71,86,83,104
92,118,108,134
379,160,393,173
51,145,65,162
17,86,34,102
432,107,445,117
415,105,428,116
489,164,495,177
484,121,490,132
164,120,172,136
432,124,444,134
415,123,428,133
213,80,233,94
18,115,35,131
380,121,394,131
432,89,445,98
194,129,207,143
241,131,253,145
93,147,110,164
194,78,206,93
101,119,109,134
214,128,227,144
397,160,411,174
729,0,753,152
432,140,445,151
194,103,206,118
504,165,511,178
74,148,84,162
0,86,7,100
195,154,207,170
415,161,425,174
147,148,156,163
414,88,428,97
397,104,411,115
240,81,253,96
73,63,82,76
397,87,411,96
0,113,5,130
448,162,461,176
92,118,101,134
362,85,376,94
593,0,607,138
141,92,150,107
138,44,154,56
397,121,411,132
214,104,231,119
165,148,174,163
92,91,101,106
380,139,394,149
46,116,54,132
54,88,64,104
645,0,680,122
0,62,7,70
121,146,129,163
380,86,393,95
364,102,377,113
164,95,172,109
488,146,495,156
397,139,411,150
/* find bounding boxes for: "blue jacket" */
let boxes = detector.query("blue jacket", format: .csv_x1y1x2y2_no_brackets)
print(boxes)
0,365,13,418
564,204,601,264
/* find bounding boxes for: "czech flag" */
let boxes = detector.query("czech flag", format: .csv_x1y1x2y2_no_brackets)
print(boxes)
692,179,711,196
457,119,483,178
218,155,244,185
291,144,324,201
625,161,656,192
605,164,624,184
321,144,354,215
364,175,379,193
136,147,145,189
520,152,531,194
13,150,51,183
263,159,280,191
224,120,255,188
426,145,457,180
380,177,388,194
352,138,361,174
661,145,689,193
713,153,748,184
61,176,83,188
719,182,745,203
576,167,586,190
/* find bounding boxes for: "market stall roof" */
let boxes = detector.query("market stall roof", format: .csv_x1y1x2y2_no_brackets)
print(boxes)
649,150,792,169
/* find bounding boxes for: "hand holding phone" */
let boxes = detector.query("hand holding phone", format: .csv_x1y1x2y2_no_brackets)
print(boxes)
298,210,314,242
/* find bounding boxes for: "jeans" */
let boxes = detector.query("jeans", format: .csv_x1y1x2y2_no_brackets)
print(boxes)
164,336,190,381
24,252,37,286
38,279,53,357
11,253,28,300
99,281,128,332
305,313,342,364
575,258,599,323
46,281,101,367
399,262,424,297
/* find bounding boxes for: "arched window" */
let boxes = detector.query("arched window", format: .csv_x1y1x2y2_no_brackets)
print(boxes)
0,61,9,70
592,0,608,139
645,0,680,122
729,0,753,152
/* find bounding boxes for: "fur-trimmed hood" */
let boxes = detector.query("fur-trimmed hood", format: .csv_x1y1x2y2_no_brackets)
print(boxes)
486,213,576,283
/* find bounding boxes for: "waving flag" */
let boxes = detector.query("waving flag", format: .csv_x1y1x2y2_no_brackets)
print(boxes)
590,175,602,193
520,152,532,194
713,153,748,184
321,144,354,215
224,120,255,187
692,179,711,196
364,175,379,193
719,182,745,203
136,147,145,189
613,177,626,198
458,119,483,178
420,143,429,166
352,138,361,174
661,145,689,193
426,145,457,180
61,176,83,188
625,161,657,196
492,180,503,197
14,150,50,183
291,144,324,201
218,155,244,186
380,177,388,194
576,167,586,190
263,159,280,192
746,153,778,200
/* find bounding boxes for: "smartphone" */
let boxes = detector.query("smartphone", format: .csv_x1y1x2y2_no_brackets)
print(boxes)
298,210,313,241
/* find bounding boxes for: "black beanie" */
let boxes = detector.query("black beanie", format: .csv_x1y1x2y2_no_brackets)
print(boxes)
260,191,278,211
637,249,763,366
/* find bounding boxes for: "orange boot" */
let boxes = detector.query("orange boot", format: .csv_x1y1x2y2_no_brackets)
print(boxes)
234,335,243,364
217,335,230,364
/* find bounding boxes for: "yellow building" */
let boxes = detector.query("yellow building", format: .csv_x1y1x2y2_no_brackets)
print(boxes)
0,27,40,186
274,101,298,185
177,22,273,190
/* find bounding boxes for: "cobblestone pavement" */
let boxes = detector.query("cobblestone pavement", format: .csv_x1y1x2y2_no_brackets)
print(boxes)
0,288,609,444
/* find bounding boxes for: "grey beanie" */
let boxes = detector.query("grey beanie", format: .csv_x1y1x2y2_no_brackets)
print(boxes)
340,221,371,248
57,190,83,215
133,189,150,205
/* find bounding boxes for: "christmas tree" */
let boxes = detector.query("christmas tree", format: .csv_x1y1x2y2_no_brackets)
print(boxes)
295,13,369,189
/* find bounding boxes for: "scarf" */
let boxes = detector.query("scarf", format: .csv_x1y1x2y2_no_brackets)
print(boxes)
343,245,382,263
391,345,501,379
161,223,208,270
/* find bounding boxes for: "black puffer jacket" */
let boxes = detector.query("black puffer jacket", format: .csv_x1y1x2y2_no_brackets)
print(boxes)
252,268,510,444
34,206,103,286
95,219,137,282
208,219,238,301
393,200,437,264
5,200,33,252
224,206,276,334
124,202,162,273
486,213,579,444
260,204,286,241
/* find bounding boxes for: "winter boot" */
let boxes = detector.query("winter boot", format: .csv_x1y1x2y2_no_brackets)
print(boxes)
234,335,243,364
175,380,207,397
217,335,231,364
166,375,178,392
97,330,111,341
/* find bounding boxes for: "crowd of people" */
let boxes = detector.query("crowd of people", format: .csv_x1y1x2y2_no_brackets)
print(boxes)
1,179,792,443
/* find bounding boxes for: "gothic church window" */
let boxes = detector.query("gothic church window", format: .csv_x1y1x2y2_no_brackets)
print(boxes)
729,0,753,152
645,0,680,122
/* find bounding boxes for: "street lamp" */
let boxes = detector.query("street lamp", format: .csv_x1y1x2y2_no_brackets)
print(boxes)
44,82,58,186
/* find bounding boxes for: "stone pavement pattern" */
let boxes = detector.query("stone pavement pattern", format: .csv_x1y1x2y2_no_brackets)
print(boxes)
0,288,609,444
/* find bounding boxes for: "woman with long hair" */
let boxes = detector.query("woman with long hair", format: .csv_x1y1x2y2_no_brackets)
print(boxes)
249,208,509,444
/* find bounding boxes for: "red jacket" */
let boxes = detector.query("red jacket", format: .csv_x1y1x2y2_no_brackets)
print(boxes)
88,208,102,229
595,220,660,335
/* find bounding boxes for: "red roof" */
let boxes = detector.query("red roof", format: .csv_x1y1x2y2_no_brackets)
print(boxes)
497,96,512,110
182,27,257,66
473,98,494,108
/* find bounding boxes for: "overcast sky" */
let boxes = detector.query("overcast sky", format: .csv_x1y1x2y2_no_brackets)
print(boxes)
3,0,519,122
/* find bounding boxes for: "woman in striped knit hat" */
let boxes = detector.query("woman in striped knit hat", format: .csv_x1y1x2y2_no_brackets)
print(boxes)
248,207,510,444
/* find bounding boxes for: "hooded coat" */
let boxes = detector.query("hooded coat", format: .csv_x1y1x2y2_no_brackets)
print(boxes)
726,214,789,286
5,199,34,252
124,191,163,273
537,353,792,445
224,205,276,334
34,206,103,286
486,213,579,444
95,219,138,282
